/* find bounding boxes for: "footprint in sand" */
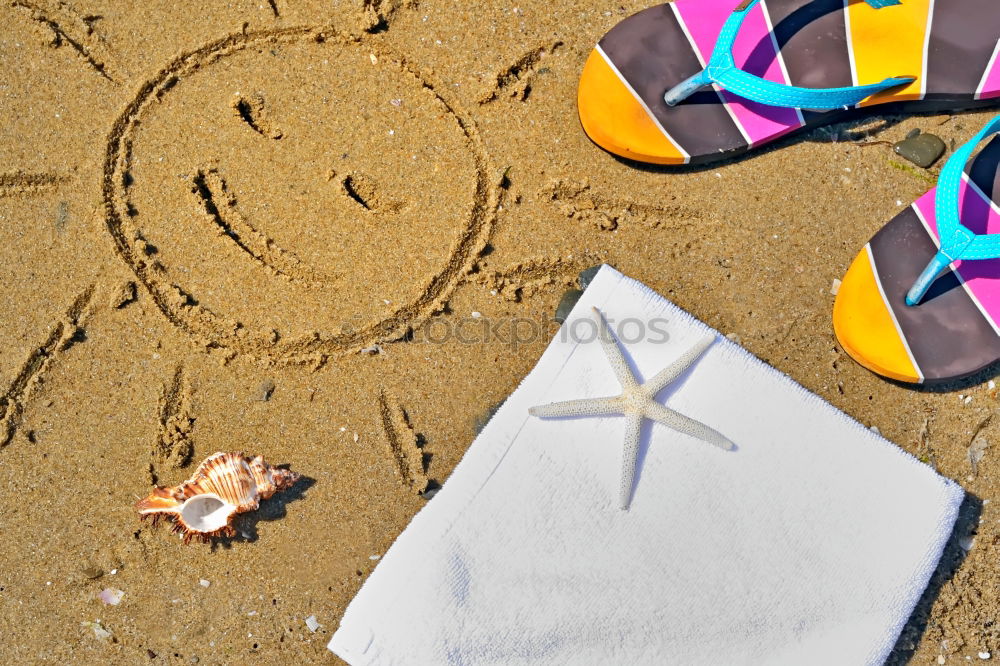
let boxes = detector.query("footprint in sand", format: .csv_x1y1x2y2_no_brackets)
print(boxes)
103,27,497,362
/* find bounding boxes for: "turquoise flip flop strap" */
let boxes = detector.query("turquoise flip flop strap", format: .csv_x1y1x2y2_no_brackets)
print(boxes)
663,0,914,109
906,116,1000,306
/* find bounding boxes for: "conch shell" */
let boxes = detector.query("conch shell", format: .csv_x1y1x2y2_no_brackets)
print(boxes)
137,451,300,543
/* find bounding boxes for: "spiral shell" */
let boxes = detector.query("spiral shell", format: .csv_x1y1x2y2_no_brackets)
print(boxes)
137,452,300,543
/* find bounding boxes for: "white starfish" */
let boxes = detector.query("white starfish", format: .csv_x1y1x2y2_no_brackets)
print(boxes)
529,307,734,510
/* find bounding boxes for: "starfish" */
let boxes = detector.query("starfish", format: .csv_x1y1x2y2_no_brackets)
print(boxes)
529,307,734,510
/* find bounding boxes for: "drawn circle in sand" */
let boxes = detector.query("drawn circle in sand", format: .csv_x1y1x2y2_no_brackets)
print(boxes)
103,27,496,361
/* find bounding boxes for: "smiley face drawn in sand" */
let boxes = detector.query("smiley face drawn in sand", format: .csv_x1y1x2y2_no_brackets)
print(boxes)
103,27,497,362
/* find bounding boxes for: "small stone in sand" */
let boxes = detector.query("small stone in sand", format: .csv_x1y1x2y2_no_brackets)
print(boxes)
305,615,320,632
893,131,946,168
254,379,276,402
420,481,441,500
555,289,584,324
578,265,603,290
969,435,989,475
199,579,211,588
980,651,991,660
830,279,841,296
81,620,113,640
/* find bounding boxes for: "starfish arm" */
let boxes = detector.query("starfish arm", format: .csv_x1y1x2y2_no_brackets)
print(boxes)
643,401,735,451
591,307,638,389
619,414,643,510
643,334,716,397
528,396,622,419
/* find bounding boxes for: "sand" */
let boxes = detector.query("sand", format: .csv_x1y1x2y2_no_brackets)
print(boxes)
0,0,997,663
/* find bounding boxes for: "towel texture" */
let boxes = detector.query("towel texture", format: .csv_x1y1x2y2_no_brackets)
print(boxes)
329,266,963,665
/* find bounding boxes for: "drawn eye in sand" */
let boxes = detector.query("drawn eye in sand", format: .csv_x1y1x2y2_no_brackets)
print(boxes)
103,27,497,363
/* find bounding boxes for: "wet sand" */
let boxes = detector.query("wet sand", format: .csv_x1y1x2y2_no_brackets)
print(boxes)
0,0,997,662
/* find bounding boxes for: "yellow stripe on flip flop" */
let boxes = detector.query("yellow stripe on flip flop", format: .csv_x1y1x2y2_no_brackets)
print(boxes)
833,246,922,383
846,0,933,105
577,48,688,164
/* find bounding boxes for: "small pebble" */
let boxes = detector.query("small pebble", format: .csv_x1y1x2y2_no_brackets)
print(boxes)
577,264,603,290
906,128,921,139
959,535,976,551
305,615,321,633
830,279,842,296
980,652,991,660
894,132,946,168
81,565,104,580
199,579,211,588
82,620,113,641
471,311,482,319
937,656,946,665
554,289,584,324
254,379,276,402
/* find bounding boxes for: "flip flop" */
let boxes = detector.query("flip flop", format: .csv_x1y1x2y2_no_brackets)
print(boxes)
578,0,1000,165
833,116,1000,385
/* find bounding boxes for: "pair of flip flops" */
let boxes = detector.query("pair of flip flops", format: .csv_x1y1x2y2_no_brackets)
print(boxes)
579,0,1000,385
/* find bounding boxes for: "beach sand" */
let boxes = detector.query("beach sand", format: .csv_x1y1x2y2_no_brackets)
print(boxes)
0,0,997,662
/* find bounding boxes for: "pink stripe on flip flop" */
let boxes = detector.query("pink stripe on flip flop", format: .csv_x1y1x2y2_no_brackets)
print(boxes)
977,40,1000,100
914,181,1000,328
672,0,804,146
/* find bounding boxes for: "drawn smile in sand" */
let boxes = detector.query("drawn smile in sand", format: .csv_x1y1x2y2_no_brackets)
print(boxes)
103,27,497,362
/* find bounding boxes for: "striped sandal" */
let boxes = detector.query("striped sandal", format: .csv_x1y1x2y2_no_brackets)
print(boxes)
578,0,1000,165
834,116,1000,385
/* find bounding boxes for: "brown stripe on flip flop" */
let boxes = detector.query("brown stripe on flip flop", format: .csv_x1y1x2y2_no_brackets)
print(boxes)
764,0,854,122
868,207,1000,383
924,0,1000,100
598,4,746,158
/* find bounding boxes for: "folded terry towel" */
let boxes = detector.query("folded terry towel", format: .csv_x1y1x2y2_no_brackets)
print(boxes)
329,266,963,665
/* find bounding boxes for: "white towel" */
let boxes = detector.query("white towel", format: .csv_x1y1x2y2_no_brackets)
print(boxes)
329,266,963,665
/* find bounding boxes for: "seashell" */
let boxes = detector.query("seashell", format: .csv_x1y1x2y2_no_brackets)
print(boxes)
136,451,300,544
